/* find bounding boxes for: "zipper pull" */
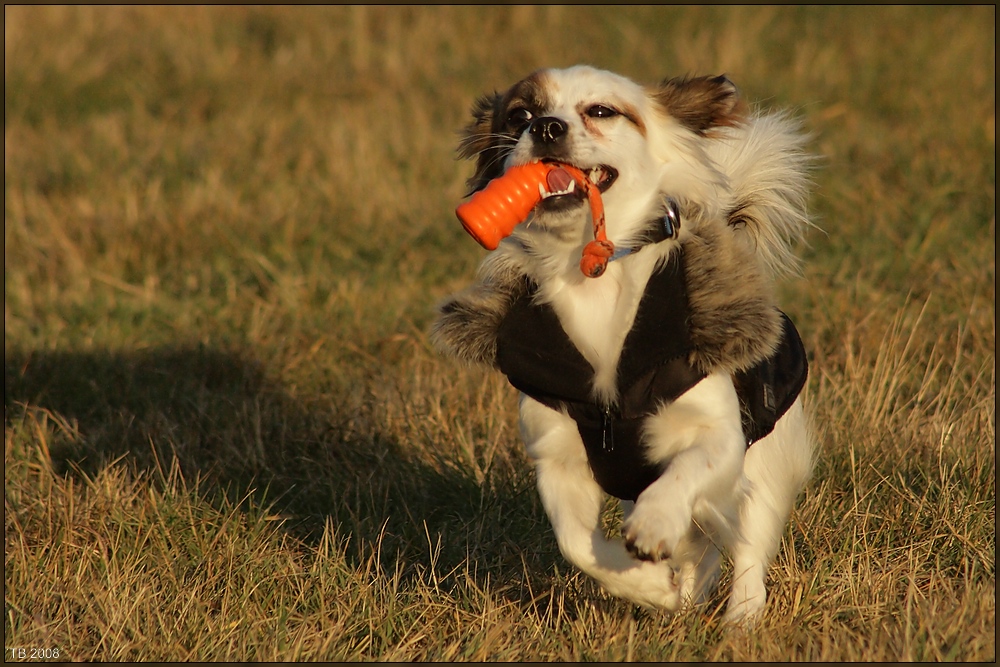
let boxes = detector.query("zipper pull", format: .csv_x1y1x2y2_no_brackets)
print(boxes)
602,406,614,452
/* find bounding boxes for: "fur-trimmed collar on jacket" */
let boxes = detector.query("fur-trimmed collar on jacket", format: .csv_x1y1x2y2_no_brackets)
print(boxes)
431,222,784,380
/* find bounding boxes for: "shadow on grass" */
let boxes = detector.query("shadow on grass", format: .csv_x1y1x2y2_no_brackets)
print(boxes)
4,344,565,608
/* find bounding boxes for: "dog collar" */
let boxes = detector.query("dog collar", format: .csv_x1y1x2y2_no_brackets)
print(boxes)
608,197,681,262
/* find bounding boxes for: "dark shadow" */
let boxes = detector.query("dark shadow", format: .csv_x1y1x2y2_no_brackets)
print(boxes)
4,344,568,608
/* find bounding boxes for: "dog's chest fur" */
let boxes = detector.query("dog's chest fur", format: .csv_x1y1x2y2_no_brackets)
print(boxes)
533,253,661,405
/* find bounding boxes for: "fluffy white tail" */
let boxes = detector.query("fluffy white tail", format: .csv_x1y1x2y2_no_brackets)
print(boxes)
713,111,816,279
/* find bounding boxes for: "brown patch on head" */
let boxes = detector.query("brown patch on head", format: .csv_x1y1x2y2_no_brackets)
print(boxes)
457,71,552,194
500,71,550,124
652,75,748,135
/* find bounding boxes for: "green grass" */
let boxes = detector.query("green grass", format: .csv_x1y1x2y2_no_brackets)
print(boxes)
4,6,994,661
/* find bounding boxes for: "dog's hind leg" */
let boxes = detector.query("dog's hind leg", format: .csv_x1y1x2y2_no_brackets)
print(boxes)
677,528,723,608
520,396,681,611
724,397,814,623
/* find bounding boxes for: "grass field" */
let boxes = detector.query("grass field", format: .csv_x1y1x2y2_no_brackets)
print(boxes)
4,6,995,661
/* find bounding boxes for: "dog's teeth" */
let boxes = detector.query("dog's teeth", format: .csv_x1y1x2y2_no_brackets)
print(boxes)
589,168,603,185
539,179,575,200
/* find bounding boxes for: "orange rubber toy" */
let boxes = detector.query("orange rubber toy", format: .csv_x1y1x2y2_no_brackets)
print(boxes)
456,161,615,278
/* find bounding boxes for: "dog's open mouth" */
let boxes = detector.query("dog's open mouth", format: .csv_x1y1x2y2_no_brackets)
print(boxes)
537,162,618,210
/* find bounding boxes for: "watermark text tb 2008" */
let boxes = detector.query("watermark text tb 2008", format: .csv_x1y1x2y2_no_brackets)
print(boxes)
6,647,61,661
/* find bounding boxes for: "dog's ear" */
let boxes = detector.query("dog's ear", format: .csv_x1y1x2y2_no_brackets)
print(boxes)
456,92,507,194
653,75,748,135
457,92,500,160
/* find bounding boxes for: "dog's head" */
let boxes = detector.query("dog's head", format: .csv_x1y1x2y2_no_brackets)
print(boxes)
458,66,749,249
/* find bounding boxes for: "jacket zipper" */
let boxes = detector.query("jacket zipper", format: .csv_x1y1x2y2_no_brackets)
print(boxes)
602,405,614,452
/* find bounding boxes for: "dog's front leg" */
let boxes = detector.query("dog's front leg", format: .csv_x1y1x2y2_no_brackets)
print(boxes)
622,373,746,566
520,396,681,611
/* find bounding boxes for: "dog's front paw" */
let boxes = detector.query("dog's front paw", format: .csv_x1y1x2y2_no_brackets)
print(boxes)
601,557,682,611
621,495,691,562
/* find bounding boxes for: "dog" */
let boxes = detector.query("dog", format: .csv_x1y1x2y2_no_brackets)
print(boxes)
431,65,815,623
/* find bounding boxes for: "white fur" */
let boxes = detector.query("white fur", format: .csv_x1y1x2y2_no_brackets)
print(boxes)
477,66,815,622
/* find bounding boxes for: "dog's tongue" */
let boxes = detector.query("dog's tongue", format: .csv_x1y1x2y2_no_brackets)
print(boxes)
546,166,575,194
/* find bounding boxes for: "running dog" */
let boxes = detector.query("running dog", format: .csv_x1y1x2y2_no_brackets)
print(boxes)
432,65,815,622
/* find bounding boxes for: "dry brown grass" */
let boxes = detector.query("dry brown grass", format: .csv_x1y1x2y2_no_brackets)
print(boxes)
5,6,994,661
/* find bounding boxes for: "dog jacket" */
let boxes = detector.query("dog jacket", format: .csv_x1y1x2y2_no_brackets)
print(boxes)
495,253,808,501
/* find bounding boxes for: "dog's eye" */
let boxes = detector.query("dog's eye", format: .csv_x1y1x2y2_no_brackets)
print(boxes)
586,105,619,119
507,107,534,132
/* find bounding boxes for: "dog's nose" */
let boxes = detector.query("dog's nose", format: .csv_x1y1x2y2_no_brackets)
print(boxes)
529,117,568,144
